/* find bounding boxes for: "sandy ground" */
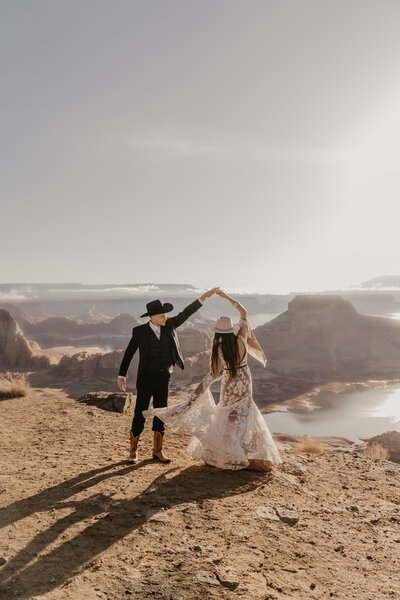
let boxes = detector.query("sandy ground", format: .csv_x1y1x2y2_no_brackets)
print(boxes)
1,388,400,600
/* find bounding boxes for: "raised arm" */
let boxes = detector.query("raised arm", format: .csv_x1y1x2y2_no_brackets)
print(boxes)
168,287,220,329
215,289,248,337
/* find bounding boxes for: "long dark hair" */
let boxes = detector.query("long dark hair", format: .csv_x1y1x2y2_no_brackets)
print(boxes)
210,332,240,379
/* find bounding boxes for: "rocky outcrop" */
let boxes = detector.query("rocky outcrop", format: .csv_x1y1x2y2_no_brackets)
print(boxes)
55,350,125,380
364,430,400,463
246,294,400,406
266,294,400,377
0,309,50,368
171,351,211,388
176,328,210,358
77,391,133,413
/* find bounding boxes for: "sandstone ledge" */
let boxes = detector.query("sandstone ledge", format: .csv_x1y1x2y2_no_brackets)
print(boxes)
0,388,399,599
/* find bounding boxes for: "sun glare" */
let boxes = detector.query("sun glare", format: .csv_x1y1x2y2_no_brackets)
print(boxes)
368,388,400,422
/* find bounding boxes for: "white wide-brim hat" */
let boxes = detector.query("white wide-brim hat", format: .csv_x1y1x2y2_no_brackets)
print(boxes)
214,316,234,334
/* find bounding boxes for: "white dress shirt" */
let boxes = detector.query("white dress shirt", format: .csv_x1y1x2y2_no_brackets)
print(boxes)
148,320,161,339
118,297,204,382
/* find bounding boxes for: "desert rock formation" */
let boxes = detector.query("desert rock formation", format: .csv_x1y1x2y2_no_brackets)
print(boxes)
175,328,210,357
4,296,400,411
55,350,123,380
76,303,112,323
77,391,133,413
0,309,49,369
248,294,400,406
254,293,400,377
18,313,138,341
363,430,400,463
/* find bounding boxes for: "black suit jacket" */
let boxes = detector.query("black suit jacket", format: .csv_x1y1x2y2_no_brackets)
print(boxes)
118,299,202,386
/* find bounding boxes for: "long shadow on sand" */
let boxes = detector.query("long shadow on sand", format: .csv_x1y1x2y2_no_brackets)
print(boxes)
0,460,272,597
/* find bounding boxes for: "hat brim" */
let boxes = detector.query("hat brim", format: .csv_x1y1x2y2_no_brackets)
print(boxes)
214,328,235,334
140,302,174,318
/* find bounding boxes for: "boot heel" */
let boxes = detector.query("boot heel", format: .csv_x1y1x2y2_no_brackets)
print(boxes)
152,431,171,463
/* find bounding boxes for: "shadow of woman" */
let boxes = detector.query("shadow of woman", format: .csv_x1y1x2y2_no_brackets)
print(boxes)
0,462,272,597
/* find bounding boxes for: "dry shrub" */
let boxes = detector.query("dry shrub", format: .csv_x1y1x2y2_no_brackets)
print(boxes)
364,442,389,461
297,438,326,455
0,373,30,399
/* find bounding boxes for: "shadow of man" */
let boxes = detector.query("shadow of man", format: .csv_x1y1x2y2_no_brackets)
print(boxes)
0,460,272,597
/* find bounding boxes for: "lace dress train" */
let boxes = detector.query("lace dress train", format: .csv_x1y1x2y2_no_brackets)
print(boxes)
143,335,282,470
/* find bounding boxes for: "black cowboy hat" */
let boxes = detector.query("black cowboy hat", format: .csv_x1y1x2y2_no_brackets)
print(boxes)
140,299,174,318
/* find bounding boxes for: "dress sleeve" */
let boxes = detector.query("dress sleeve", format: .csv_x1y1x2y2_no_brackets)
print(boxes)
142,371,222,430
237,334,248,346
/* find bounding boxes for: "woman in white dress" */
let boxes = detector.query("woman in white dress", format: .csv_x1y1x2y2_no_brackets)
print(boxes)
143,290,282,471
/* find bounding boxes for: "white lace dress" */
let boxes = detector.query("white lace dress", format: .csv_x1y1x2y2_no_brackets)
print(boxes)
143,334,282,470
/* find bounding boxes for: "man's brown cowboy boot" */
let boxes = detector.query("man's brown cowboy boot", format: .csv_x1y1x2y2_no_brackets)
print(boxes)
129,432,140,463
152,431,171,463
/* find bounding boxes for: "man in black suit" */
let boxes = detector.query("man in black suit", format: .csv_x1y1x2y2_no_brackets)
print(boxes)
118,288,218,463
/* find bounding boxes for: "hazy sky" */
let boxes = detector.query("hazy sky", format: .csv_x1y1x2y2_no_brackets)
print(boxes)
2,0,400,293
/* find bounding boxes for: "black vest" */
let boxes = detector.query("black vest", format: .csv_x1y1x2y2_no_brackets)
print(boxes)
144,326,173,372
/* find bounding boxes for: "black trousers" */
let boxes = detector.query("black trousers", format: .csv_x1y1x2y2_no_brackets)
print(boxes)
131,369,170,436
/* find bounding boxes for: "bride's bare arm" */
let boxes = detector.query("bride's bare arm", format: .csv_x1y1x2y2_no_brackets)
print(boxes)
216,289,248,337
216,289,247,317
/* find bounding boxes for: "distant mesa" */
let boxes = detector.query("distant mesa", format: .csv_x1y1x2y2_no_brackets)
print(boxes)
0,308,125,376
0,309,50,369
55,350,123,380
286,294,356,314
168,294,400,409
247,294,400,406
254,294,400,378
76,303,111,323
18,313,138,339
360,274,400,289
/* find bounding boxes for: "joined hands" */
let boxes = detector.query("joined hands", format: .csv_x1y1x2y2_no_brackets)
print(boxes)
201,287,246,314
200,287,221,302
215,288,247,318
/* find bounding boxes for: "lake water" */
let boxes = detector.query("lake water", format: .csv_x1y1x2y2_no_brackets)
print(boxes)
111,307,400,442
265,381,400,443
247,310,400,441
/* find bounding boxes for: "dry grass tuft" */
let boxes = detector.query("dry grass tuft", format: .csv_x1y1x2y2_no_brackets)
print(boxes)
364,442,389,461
297,438,326,454
0,373,30,399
